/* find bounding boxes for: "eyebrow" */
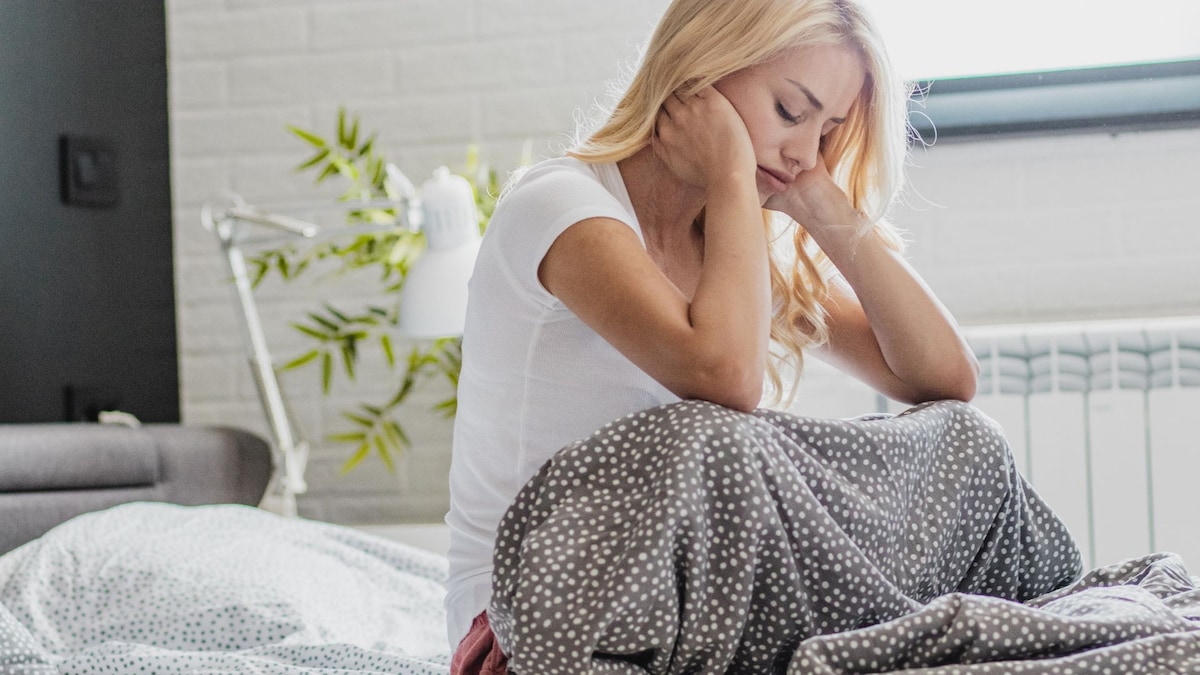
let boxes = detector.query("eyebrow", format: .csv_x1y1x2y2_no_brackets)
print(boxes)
786,79,847,124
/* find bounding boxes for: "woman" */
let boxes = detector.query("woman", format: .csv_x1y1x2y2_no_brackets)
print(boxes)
446,0,1078,673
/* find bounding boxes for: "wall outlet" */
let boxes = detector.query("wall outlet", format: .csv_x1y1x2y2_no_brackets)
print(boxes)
62,385,121,422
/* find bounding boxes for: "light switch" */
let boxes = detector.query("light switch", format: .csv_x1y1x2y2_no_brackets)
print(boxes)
59,134,119,207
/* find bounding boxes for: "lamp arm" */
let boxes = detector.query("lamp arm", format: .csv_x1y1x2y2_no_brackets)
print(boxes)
206,205,311,517
222,205,321,238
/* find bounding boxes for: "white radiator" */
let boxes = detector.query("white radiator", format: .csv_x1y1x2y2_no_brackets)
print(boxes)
943,317,1200,570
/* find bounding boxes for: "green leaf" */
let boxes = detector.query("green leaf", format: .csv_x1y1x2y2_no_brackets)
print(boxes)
371,161,386,190
382,420,403,447
250,261,269,288
352,313,379,327
281,349,320,371
316,162,339,184
342,411,374,427
287,125,326,148
329,155,360,182
340,343,356,380
321,352,333,394
291,323,330,341
435,397,457,418
309,312,340,332
325,304,350,323
296,147,331,171
337,108,348,146
365,208,395,225
395,377,417,403
340,442,370,474
405,346,423,371
374,435,394,473
380,333,395,368
348,117,360,150
356,133,377,159
327,431,367,443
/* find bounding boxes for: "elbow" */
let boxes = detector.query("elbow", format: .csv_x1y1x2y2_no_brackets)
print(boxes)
684,351,764,413
939,372,978,403
913,352,979,404
716,381,763,413
953,350,982,401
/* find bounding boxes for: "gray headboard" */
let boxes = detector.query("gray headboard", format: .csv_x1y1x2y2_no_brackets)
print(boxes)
0,423,272,556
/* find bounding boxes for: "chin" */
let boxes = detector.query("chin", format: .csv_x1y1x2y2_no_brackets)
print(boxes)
754,181,771,205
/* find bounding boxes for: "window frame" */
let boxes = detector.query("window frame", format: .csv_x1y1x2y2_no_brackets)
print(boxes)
906,58,1200,143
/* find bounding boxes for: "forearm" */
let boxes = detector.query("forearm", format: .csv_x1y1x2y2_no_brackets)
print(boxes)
808,208,978,402
687,175,772,405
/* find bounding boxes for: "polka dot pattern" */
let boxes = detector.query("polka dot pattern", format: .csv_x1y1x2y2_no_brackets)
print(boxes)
0,503,453,674
490,399,1087,673
792,552,1200,672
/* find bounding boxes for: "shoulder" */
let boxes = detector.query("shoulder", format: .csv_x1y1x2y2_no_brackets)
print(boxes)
487,156,636,247
497,157,624,216
477,157,638,301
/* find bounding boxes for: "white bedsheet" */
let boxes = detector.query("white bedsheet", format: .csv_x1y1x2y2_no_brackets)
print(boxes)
0,502,452,674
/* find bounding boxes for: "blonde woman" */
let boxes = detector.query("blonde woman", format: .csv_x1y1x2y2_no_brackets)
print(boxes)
447,0,1079,672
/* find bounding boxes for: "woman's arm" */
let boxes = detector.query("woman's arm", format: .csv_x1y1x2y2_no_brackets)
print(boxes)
770,161,979,404
810,239,979,404
539,88,772,411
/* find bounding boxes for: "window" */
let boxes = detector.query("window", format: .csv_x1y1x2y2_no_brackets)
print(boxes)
860,1,1200,141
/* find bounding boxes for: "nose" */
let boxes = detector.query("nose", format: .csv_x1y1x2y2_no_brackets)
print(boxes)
782,125,822,174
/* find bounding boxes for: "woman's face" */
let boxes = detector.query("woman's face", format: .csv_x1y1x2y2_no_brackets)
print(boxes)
714,43,866,201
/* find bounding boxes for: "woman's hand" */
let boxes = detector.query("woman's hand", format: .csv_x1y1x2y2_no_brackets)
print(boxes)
763,153,858,232
766,158,980,405
652,86,756,192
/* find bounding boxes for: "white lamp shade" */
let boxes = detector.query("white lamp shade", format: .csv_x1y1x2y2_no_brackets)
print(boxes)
398,166,482,339
399,237,480,339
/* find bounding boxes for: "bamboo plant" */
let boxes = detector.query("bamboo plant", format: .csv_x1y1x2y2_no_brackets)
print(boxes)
249,108,502,473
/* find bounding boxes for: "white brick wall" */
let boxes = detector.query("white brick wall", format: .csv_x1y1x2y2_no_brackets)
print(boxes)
166,0,1200,525
894,130,1200,324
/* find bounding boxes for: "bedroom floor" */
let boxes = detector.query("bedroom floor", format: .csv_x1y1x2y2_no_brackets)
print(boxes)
353,522,451,557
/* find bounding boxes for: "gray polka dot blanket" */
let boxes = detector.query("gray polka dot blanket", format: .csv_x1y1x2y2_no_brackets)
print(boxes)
489,400,1200,673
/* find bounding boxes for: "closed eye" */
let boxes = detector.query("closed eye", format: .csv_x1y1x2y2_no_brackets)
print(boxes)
775,101,802,125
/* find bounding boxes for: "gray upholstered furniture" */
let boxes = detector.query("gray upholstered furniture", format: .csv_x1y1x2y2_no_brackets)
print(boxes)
0,423,272,555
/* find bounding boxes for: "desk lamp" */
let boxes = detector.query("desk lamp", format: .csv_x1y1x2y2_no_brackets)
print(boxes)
201,165,480,516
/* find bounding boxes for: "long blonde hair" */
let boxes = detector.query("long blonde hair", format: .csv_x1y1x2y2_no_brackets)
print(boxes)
569,0,911,402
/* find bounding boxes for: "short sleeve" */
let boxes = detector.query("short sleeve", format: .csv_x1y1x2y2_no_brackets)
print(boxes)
483,159,641,307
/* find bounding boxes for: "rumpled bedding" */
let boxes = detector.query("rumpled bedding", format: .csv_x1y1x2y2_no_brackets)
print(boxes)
490,399,1200,673
0,502,451,674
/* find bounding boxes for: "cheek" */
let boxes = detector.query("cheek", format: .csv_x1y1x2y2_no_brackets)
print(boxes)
744,117,783,158
714,78,777,159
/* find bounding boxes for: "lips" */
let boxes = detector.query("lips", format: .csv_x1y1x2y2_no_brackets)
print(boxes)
757,165,792,191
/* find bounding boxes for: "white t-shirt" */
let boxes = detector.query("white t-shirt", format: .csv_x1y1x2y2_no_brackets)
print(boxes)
443,156,680,649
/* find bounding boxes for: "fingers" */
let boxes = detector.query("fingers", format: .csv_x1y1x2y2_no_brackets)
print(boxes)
659,91,681,120
652,85,754,190
656,91,693,140
654,92,682,138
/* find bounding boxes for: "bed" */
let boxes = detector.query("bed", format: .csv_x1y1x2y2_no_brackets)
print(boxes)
4,408,1200,674
0,423,454,674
